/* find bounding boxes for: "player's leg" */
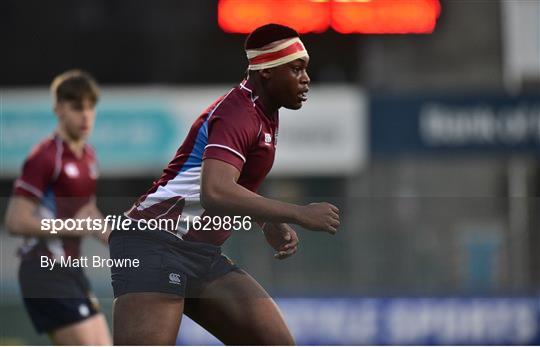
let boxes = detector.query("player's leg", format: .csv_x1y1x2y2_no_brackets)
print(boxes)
184,269,295,345
19,261,112,344
109,228,189,345
49,313,111,345
112,292,184,345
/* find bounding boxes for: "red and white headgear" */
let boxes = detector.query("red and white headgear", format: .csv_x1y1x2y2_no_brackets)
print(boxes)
246,37,309,71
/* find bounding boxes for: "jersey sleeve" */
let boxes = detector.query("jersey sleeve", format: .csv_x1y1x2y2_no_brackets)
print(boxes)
203,111,259,171
13,145,56,200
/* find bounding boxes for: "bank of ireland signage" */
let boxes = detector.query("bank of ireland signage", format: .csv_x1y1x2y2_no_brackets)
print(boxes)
370,94,540,155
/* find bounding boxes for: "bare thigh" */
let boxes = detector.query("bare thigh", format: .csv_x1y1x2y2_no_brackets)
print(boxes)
49,313,111,345
112,292,183,345
184,270,295,345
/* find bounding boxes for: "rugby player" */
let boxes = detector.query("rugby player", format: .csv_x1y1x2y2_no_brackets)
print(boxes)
110,24,340,345
5,70,111,345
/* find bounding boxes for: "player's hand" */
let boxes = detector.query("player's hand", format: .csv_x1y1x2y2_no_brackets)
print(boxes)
73,202,108,240
296,202,340,234
74,202,100,220
263,223,299,260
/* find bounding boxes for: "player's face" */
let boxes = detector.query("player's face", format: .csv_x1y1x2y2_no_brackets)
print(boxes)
269,57,310,110
55,98,96,141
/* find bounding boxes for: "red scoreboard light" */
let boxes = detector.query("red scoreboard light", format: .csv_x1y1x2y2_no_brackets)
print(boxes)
331,0,441,34
218,0,441,34
218,0,331,33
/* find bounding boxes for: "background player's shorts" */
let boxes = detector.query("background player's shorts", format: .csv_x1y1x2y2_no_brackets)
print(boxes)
18,259,100,334
109,226,240,298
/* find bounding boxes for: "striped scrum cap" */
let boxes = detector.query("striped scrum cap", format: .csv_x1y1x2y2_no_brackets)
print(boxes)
246,37,309,71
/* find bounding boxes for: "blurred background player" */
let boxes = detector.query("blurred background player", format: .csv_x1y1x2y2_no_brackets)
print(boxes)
4,70,111,345
109,24,340,345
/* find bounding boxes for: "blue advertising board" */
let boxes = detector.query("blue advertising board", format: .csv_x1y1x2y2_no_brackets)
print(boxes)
1,100,185,176
370,94,540,156
177,297,540,345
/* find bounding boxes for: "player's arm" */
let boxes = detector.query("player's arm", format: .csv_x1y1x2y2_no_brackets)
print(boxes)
5,196,46,236
201,158,340,234
5,196,90,237
75,197,110,244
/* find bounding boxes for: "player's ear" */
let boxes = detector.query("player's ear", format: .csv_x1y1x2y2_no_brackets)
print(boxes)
53,102,64,119
259,68,272,80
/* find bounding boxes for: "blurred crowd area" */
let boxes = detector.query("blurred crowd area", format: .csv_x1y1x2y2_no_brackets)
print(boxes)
1,0,539,345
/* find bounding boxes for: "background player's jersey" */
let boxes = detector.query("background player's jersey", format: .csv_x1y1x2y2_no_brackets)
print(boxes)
126,80,279,245
13,135,98,260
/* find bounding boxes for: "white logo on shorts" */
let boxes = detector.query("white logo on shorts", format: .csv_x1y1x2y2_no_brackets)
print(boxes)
78,303,90,317
169,273,182,285
264,133,272,144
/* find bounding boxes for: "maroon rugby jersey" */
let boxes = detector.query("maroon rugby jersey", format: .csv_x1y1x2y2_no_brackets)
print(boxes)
126,79,279,245
13,134,98,259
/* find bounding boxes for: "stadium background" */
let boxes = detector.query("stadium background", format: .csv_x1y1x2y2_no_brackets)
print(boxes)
1,0,539,345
